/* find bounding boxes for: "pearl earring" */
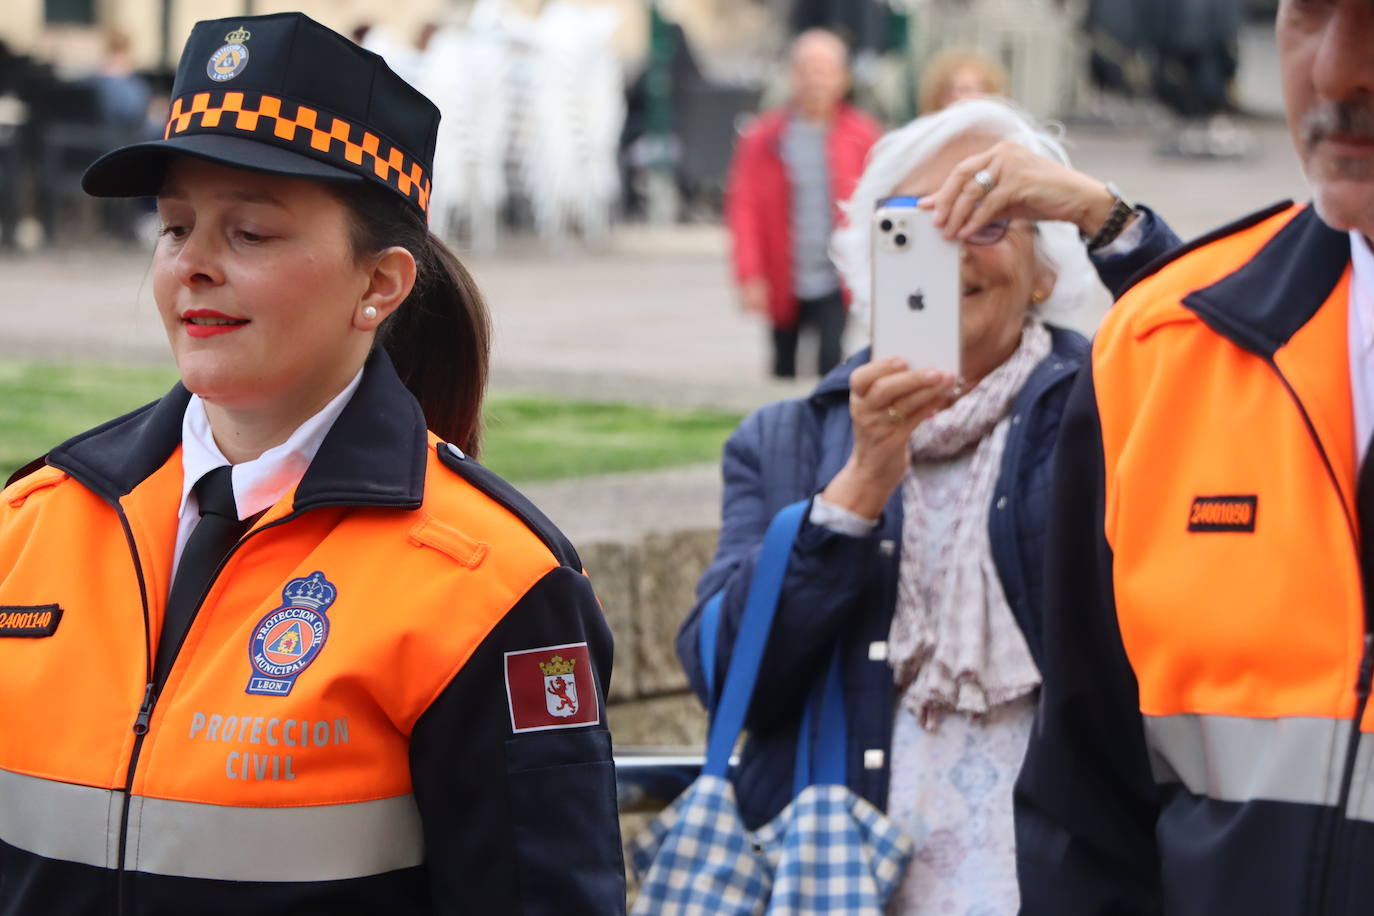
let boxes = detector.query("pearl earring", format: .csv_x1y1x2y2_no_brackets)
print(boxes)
362,305,378,321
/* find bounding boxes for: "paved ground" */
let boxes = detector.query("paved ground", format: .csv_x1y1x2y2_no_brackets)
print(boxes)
0,28,1315,540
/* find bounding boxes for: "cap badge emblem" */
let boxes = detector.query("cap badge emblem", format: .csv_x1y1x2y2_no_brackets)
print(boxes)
207,27,251,82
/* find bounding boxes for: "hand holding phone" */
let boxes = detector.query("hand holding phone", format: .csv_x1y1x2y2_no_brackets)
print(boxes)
870,197,961,379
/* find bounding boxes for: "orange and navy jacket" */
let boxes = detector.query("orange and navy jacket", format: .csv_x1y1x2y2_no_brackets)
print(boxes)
1014,202,1374,915
0,352,625,915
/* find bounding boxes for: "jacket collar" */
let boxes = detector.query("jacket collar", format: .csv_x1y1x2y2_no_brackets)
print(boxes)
49,349,427,510
1182,205,1351,357
809,325,1087,405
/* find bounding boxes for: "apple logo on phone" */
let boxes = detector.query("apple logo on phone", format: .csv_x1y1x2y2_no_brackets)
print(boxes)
907,291,925,311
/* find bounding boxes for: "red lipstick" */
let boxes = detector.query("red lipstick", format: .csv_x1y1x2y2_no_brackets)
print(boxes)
181,308,250,338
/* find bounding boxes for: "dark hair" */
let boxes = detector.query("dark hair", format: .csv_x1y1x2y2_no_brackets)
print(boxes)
333,182,491,457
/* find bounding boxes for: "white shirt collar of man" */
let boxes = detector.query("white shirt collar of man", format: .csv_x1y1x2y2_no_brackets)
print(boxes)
1346,231,1374,465
178,367,365,522
1351,230,1374,347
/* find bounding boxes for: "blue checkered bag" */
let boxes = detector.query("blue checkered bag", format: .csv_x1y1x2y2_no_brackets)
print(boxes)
630,502,915,915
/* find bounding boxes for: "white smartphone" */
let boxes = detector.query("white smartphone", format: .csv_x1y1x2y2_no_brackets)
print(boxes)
870,197,961,378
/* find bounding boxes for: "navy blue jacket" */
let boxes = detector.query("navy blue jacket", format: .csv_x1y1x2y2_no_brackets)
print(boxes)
675,209,1180,830
676,330,1086,828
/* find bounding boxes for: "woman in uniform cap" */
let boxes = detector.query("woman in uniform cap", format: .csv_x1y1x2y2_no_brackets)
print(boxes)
0,12,624,914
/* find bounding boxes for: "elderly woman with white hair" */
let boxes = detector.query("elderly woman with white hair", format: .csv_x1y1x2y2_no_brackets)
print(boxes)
676,97,1180,913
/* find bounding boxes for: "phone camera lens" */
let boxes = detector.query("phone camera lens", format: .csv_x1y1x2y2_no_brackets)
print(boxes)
879,219,893,232
894,233,907,246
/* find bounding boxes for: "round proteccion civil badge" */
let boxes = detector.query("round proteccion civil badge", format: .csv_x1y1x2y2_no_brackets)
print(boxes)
207,27,252,82
245,571,336,697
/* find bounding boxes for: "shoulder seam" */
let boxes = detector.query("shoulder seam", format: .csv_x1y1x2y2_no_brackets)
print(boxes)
435,444,581,570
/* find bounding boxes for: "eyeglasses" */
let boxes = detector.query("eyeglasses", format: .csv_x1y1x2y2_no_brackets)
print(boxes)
965,219,1011,246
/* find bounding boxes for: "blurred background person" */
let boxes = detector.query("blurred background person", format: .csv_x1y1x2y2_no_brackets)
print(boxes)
66,28,156,243
678,98,1179,914
918,47,1009,113
1151,0,1252,157
725,27,880,379
84,28,149,132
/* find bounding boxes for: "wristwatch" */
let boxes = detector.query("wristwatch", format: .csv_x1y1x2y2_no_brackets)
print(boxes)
1083,182,1138,252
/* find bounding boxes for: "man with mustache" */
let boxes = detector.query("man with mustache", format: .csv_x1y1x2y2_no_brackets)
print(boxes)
1015,2,1374,914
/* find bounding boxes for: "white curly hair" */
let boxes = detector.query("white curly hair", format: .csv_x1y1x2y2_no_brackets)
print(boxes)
830,97,1104,331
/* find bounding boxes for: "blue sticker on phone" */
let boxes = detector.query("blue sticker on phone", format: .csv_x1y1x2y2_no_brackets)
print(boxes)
875,195,921,209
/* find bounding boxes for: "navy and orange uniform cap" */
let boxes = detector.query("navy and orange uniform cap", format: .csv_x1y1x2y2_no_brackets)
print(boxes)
82,12,439,217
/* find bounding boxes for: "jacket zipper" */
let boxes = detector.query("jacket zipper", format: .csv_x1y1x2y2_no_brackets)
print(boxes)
1269,360,1370,916
1325,636,1374,914
112,506,153,916
111,506,308,915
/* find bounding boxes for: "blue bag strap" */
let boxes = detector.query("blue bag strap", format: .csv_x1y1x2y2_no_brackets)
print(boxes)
702,500,808,779
791,681,815,796
791,643,848,794
811,644,848,785
698,590,725,710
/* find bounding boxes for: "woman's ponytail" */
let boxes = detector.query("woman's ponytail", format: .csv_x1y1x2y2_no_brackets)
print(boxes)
335,182,491,457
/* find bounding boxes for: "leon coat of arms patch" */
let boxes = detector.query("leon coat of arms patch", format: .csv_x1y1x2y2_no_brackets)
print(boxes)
504,642,599,733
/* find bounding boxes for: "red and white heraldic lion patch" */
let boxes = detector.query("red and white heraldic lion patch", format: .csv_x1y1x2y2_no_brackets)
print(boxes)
504,642,600,733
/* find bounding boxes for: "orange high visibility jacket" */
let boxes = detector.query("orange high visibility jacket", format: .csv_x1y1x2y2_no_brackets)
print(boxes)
1016,203,1374,915
0,353,625,915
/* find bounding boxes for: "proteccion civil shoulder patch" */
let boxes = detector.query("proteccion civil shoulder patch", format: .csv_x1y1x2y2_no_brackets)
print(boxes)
504,642,600,733
0,604,63,638
1188,495,1258,533
245,572,335,697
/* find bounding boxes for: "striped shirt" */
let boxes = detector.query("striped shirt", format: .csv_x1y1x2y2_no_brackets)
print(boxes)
781,115,840,300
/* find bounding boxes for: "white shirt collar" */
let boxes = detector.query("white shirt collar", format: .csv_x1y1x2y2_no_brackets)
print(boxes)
1351,231,1374,350
178,367,365,522
1347,232,1374,466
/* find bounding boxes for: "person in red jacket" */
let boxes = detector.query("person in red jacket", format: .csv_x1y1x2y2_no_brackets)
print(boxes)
725,28,880,378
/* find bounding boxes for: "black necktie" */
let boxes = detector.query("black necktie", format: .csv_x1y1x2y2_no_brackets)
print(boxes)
154,465,250,687
1360,444,1374,588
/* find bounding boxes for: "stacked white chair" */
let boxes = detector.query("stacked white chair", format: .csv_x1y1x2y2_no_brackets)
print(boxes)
517,2,625,248
384,0,626,251
418,14,512,252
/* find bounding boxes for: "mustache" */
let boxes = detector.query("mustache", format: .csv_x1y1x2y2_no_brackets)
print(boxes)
1304,102,1374,147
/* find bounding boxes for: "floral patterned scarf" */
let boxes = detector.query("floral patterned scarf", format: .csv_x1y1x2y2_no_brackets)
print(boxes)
888,320,1051,729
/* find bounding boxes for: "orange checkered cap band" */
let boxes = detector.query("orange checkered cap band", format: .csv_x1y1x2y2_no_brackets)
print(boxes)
166,90,431,214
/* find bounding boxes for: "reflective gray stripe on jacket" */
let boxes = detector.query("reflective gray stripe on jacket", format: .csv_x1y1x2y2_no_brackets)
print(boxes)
0,765,423,881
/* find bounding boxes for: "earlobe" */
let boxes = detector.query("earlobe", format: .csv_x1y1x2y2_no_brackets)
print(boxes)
354,246,416,331
1033,267,1058,306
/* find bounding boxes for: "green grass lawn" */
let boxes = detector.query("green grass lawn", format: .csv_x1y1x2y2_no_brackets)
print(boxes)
0,363,740,484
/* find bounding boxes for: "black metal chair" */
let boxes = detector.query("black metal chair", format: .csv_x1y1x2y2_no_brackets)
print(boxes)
0,121,21,249
32,80,145,243
675,84,761,217
0,42,41,250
